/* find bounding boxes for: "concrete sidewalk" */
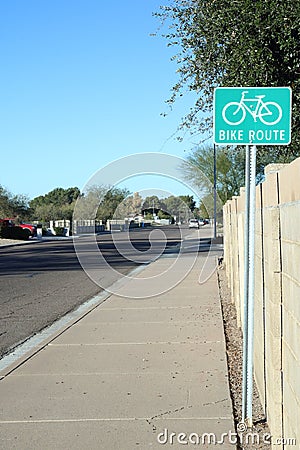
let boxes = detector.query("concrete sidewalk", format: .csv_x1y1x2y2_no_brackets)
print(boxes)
0,234,235,449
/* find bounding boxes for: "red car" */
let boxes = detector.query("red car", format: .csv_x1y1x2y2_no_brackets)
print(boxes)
2,218,37,237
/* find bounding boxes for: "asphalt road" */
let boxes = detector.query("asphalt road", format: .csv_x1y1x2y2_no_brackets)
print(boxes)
0,226,186,358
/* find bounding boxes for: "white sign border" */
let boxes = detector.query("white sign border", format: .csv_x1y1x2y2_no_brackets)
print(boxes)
213,86,292,146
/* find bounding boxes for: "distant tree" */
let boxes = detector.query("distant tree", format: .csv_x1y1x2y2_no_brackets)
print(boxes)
162,195,181,216
178,195,196,212
45,187,80,206
131,192,143,214
30,187,80,208
33,203,59,223
0,185,29,218
142,196,161,210
162,195,184,218
115,192,143,219
97,187,130,222
30,187,81,221
73,186,105,220
199,194,223,222
0,186,13,217
182,145,245,206
159,195,196,222
73,185,131,223
157,209,172,221
142,196,163,216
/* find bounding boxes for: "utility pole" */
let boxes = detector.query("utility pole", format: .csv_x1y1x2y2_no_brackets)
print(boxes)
213,143,217,239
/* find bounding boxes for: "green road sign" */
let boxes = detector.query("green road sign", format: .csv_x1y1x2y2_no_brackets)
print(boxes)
214,87,292,145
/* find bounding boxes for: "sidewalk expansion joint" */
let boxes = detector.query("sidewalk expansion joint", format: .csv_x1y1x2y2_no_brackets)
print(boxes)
49,340,222,346
0,416,233,424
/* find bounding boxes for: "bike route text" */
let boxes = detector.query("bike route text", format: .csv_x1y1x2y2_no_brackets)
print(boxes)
218,128,286,143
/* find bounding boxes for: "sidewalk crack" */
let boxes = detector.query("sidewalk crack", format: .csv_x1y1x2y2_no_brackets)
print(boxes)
203,397,227,406
145,404,192,432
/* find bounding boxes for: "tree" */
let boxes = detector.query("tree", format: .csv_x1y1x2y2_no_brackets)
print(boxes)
155,0,300,157
199,193,222,222
0,185,29,218
142,196,163,215
163,195,191,220
30,187,81,221
97,187,130,222
178,195,196,212
33,203,59,223
182,145,245,210
163,195,183,216
115,192,143,219
73,186,130,222
30,187,80,209
73,186,105,220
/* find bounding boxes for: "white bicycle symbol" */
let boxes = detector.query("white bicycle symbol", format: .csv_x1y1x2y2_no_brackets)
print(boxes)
222,90,282,125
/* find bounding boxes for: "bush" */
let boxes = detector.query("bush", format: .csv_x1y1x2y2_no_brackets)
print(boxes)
42,227,50,236
53,226,66,236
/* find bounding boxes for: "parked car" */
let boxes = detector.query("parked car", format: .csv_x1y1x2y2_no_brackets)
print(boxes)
19,222,37,237
188,219,199,229
0,219,13,227
3,218,37,237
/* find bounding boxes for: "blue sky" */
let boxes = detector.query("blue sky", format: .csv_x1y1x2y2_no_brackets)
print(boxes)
0,0,201,201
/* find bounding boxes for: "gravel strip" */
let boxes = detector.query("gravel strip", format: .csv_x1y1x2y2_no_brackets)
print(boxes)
218,263,271,450
0,238,27,246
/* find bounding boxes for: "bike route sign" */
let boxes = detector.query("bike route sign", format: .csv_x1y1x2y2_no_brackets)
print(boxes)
214,87,292,145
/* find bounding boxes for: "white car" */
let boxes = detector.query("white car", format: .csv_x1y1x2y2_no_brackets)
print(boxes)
188,219,199,229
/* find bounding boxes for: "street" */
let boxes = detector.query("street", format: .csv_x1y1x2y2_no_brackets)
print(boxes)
0,225,203,358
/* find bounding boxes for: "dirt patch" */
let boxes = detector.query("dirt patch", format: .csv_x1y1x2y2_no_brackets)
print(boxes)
218,264,271,450
0,238,25,246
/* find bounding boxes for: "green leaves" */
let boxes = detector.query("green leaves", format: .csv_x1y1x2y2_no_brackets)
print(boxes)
29,187,81,221
182,145,245,205
0,185,29,219
155,0,300,155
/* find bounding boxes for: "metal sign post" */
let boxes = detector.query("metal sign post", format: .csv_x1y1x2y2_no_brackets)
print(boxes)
243,144,257,427
242,144,250,422
213,143,217,240
213,86,292,428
